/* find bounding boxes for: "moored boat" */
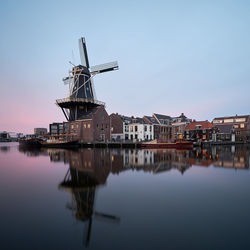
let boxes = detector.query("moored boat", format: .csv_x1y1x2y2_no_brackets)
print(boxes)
41,139,79,148
19,138,43,146
141,140,193,149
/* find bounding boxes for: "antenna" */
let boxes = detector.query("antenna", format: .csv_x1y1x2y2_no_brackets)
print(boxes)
78,37,90,68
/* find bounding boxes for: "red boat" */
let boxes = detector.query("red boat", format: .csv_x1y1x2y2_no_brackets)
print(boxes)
140,140,193,149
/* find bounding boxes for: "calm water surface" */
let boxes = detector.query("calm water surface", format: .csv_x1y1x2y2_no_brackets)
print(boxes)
0,143,250,250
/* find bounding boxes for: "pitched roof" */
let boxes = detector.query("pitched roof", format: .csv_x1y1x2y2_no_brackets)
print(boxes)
77,106,100,120
213,115,249,120
185,121,213,130
153,113,171,120
143,116,159,124
214,124,234,134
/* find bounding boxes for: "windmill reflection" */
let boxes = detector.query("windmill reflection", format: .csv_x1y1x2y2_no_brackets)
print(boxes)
59,149,120,247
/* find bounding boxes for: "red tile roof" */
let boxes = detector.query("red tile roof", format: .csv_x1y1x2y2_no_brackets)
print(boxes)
185,121,213,130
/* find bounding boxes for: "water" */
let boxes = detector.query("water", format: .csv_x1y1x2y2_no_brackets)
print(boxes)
0,142,250,250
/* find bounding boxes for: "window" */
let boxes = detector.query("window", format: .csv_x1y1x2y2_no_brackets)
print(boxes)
236,131,241,135
76,124,79,129
213,120,223,124
111,127,114,132
71,125,74,129
84,124,86,128
97,124,99,128
235,118,246,122
144,126,147,132
88,124,91,128
150,126,152,132
130,126,133,132
224,119,233,123
234,124,239,128
240,123,245,128
135,126,138,132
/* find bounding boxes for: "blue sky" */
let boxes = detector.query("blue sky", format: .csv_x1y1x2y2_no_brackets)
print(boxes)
0,0,250,133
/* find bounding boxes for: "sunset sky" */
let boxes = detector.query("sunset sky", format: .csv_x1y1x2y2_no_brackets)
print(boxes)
1,0,250,134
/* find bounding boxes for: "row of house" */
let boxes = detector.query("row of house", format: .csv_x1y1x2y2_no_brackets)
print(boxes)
47,104,250,143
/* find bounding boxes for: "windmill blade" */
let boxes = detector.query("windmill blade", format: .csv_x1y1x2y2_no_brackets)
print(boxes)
94,211,120,224
63,76,74,85
90,61,119,74
78,37,90,68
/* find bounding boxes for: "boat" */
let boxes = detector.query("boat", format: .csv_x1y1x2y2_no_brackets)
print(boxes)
40,134,79,148
19,138,43,146
41,139,79,148
140,140,193,149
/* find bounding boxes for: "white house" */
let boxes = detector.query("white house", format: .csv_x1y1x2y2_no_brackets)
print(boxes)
128,123,154,141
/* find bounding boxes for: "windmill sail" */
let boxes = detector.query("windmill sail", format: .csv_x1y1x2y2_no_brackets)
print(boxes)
78,37,90,68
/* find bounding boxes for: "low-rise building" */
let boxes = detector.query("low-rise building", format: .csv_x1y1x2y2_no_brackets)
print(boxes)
34,128,48,136
67,105,110,142
0,131,10,142
212,115,250,141
143,115,172,142
128,122,154,141
171,113,192,141
49,122,64,135
184,120,214,142
110,113,132,141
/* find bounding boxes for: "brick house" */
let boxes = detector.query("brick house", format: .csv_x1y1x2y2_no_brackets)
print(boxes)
184,120,214,142
143,115,172,142
110,113,132,141
67,105,110,142
171,113,192,141
212,115,250,141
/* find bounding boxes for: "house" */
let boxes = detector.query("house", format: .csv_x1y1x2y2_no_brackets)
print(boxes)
67,105,110,142
212,115,250,141
143,115,172,142
34,128,48,136
110,113,132,141
153,113,171,125
128,118,154,141
171,113,192,141
184,120,214,142
49,122,64,135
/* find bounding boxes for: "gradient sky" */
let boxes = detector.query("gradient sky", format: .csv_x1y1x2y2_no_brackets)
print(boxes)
1,0,250,133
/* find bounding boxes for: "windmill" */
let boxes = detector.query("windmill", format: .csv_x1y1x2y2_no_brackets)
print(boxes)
56,37,119,121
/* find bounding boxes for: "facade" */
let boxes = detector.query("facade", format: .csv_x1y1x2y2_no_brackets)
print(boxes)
110,113,132,141
128,122,154,141
171,113,192,141
0,131,10,142
67,105,110,142
184,121,214,142
49,123,64,135
34,128,48,136
153,113,171,125
143,116,172,142
212,115,250,141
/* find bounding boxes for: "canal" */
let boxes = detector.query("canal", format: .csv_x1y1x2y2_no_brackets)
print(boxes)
0,143,250,250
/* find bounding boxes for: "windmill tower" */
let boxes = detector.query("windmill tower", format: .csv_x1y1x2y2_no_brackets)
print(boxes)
56,37,119,121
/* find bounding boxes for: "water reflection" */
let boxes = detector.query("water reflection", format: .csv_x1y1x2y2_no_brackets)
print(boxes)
11,145,250,248
18,145,250,173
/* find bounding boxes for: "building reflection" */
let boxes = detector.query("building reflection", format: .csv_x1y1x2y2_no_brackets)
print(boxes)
18,145,250,173
18,145,250,247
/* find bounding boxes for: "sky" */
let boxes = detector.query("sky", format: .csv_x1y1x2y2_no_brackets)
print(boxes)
0,0,250,133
